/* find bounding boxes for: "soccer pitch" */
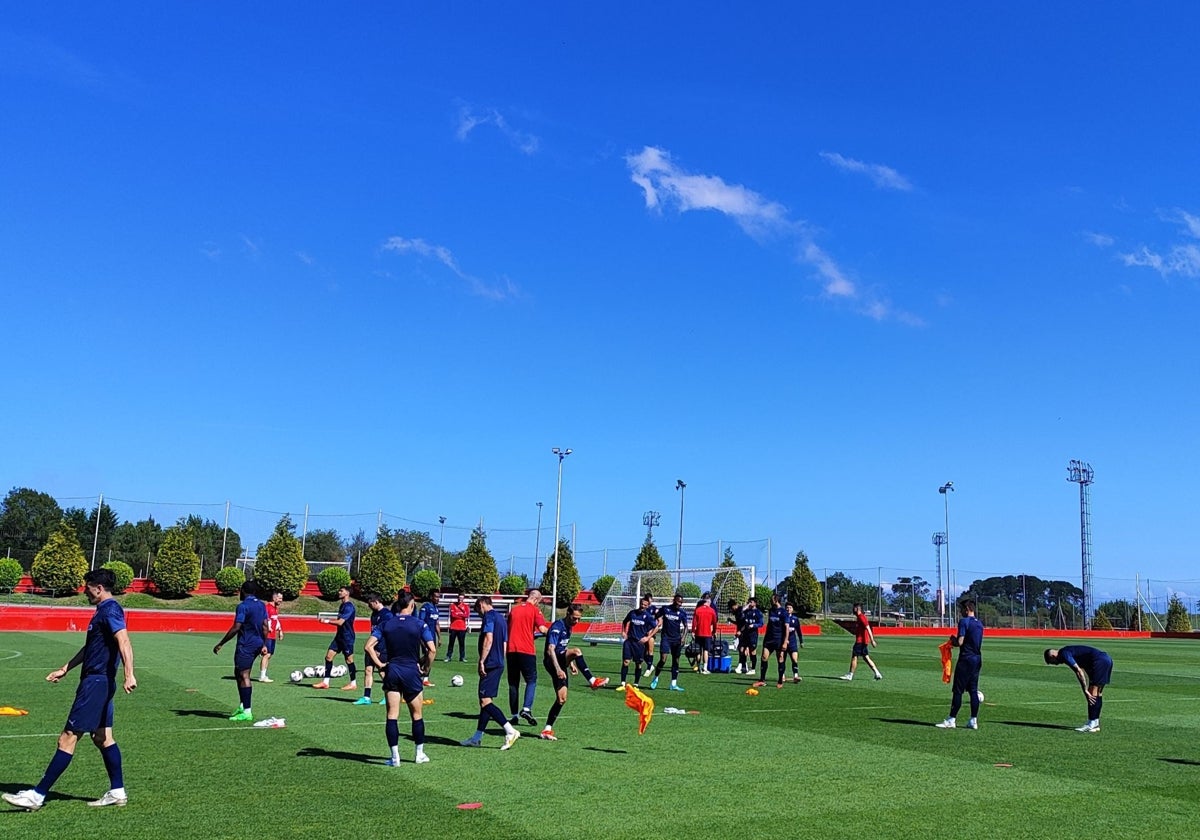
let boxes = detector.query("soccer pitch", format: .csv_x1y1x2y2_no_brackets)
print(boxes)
1,632,1197,839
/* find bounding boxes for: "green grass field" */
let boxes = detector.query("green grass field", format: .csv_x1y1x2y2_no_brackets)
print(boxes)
1,631,1197,839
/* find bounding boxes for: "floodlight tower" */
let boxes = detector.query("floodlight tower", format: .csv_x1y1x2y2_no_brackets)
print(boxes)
643,510,661,541
932,532,947,626
938,482,954,612
675,480,686,570
1067,460,1095,628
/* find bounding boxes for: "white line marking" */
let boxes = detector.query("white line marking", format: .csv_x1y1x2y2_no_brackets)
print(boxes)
0,650,23,662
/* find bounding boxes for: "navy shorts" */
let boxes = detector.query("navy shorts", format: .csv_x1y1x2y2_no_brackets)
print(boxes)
763,640,782,654
660,639,682,659
329,638,354,657
265,638,277,655
739,631,759,649
234,644,262,671
478,666,504,700
384,664,424,702
952,654,981,694
786,640,799,654
65,675,116,734
506,652,538,686
544,652,570,691
852,642,870,657
623,639,645,662
696,636,713,654
1089,652,1114,686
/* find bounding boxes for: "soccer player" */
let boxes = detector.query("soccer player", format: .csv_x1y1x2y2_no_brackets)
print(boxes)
692,593,717,674
445,592,471,662
1044,645,1113,732
213,580,269,721
784,602,804,682
619,593,655,688
3,569,136,812
259,589,283,683
315,586,357,690
365,591,438,765
753,593,788,688
416,591,442,685
646,592,689,691
506,588,549,727
641,596,659,676
356,593,393,706
736,596,764,674
936,599,984,729
461,596,521,750
539,604,610,740
839,603,882,681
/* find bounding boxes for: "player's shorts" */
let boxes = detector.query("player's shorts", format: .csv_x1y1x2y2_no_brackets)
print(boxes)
661,639,683,660
383,663,425,702
763,639,783,654
1089,652,1114,686
544,652,570,691
695,636,713,654
952,654,981,694
506,652,538,686
478,665,504,700
265,638,277,655
786,638,799,654
852,642,870,657
329,637,355,657
65,674,116,734
234,643,263,671
738,631,759,649
622,639,645,662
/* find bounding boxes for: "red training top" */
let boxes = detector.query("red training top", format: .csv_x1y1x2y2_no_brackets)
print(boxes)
506,601,549,655
449,601,470,631
265,602,281,640
693,603,717,638
854,612,871,645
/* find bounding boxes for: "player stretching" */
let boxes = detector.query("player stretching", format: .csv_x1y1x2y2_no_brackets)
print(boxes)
539,604,610,740
3,569,136,812
356,593,393,705
461,596,521,750
213,580,269,721
315,586,357,690
753,593,789,688
619,593,655,688
784,602,804,682
840,603,882,681
1044,645,1113,732
646,592,689,691
366,591,437,765
936,599,984,729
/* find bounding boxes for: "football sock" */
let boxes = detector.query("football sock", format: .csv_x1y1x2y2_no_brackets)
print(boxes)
323,662,333,680
413,718,425,746
670,658,679,680
486,704,510,727
547,701,563,727
35,749,74,797
738,654,746,669
239,685,252,710
101,743,124,790
386,719,400,748
364,687,372,699
777,662,785,683
620,664,629,683
759,662,768,680
1093,697,1102,721
348,663,357,682
390,745,401,762
577,656,594,681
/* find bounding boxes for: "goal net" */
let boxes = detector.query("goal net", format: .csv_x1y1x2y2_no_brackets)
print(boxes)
582,565,756,644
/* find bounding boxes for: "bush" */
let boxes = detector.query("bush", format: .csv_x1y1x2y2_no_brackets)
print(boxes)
0,557,23,592
317,566,352,599
1091,611,1113,631
411,569,442,601
153,526,202,598
357,529,405,603
710,549,749,606
678,581,702,599
1166,594,1192,632
754,584,774,608
214,566,246,596
499,574,526,596
591,574,616,602
784,550,823,617
539,538,581,608
101,560,135,595
450,526,499,595
32,521,89,595
253,515,308,599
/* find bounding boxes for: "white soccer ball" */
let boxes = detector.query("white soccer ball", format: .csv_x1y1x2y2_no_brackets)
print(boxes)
303,666,316,678
332,664,347,678
290,670,304,683
977,690,986,703
450,674,464,687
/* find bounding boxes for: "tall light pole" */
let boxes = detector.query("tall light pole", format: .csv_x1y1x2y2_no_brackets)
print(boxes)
533,501,544,583
675,479,686,571
939,482,954,614
551,448,572,617
437,516,446,581
932,532,947,626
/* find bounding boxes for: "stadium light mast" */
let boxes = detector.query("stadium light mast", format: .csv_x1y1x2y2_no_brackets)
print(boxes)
939,482,954,614
533,501,544,583
551,448,572,617
437,516,446,580
1067,460,1095,629
675,480,686,571
932,532,947,626
643,510,661,541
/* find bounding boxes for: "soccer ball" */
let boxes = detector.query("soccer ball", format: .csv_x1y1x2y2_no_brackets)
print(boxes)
303,666,316,678
450,674,464,687
977,690,986,703
290,670,304,683
332,665,347,678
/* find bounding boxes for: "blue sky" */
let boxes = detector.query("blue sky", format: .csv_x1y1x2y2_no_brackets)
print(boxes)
2,4,1197,602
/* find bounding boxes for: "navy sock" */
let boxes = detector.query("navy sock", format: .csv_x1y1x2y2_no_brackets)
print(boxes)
412,718,425,746
238,684,252,710
777,661,785,683
348,663,357,682
35,749,74,796
620,664,629,683
364,687,372,699
324,661,332,679
671,658,679,680
487,703,509,727
1093,696,1103,721
100,743,124,789
577,656,594,681
547,701,563,727
386,719,400,747
476,709,492,733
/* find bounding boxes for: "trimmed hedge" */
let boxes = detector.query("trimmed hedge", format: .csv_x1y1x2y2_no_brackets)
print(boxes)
32,521,89,595
317,566,352,599
214,566,246,596
101,560,135,595
0,557,23,592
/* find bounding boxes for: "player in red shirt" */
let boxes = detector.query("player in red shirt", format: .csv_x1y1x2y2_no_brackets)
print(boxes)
259,590,284,683
692,594,718,674
506,589,550,726
444,593,471,663
839,603,882,681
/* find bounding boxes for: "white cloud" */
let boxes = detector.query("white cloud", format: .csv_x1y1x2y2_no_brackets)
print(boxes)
382,236,517,301
456,106,539,155
1117,208,1200,279
819,151,913,191
627,145,921,324
1084,231,1114,248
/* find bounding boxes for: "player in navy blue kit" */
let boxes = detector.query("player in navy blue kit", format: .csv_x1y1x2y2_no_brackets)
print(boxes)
619,593,655,688
366,591,438,765
1044,645,1113,732
737,597,764,674
4,569,136,812
753,593,789,688
357,592,394,706
461,596,521,750
640,597,659,677
646,592,689,691
315,586,357,690
213,580,269,722
539,604,610,740
937,600,984,729
416,591,441,686
784,602,804,682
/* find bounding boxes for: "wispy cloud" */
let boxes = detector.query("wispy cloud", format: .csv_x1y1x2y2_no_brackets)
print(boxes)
456,106,539,155
1116,208,1200,279
627,146,921,324
1083,231,1114,248
819,151,913,191
382,237,517,301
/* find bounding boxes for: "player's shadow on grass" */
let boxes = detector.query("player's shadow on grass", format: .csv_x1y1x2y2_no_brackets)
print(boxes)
583,746,628,755
171,709,231,718
809,675,855,681
1159,758,1200,766
997,720,1076,731
874,718,936,727
0,784,89,805
296,747,376,764
305,696,360,704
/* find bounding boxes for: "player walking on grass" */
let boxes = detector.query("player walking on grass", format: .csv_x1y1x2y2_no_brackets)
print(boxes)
3,569,136,812
366,591,438,765
646,592,689,691
506,588,549,727
736,597,763,674
315,586,357,690
445,592,471,662
1044,645,1113,732
641,596,659,676
840,603,882,681
936,599,984,729
753,593,789,688
619,593,655,688
259,589,283,683
461,596,521,750
356,593,393,706
539,604,610,740
213,580,269,722
417,591,442,686
784,602,804,682
692,593,717,674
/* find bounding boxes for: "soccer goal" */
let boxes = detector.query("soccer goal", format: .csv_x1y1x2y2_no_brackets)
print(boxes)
582,565,756,644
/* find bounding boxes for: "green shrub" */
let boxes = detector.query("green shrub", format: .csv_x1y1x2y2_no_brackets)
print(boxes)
450,526,499,595
411,569,442,601
32,521,89,595
754,584,774,608
357,529,405,602
1091,611,1113,631
253,516,308,599
317,566,352,598
0,557,24,592
153,526,202,598
591,574,616,602
1166,594,1192,632
539,538,581,608
499,574,526,595
101,560,135,595
678,581,702,599
214,566,246,596
784,550,823,617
